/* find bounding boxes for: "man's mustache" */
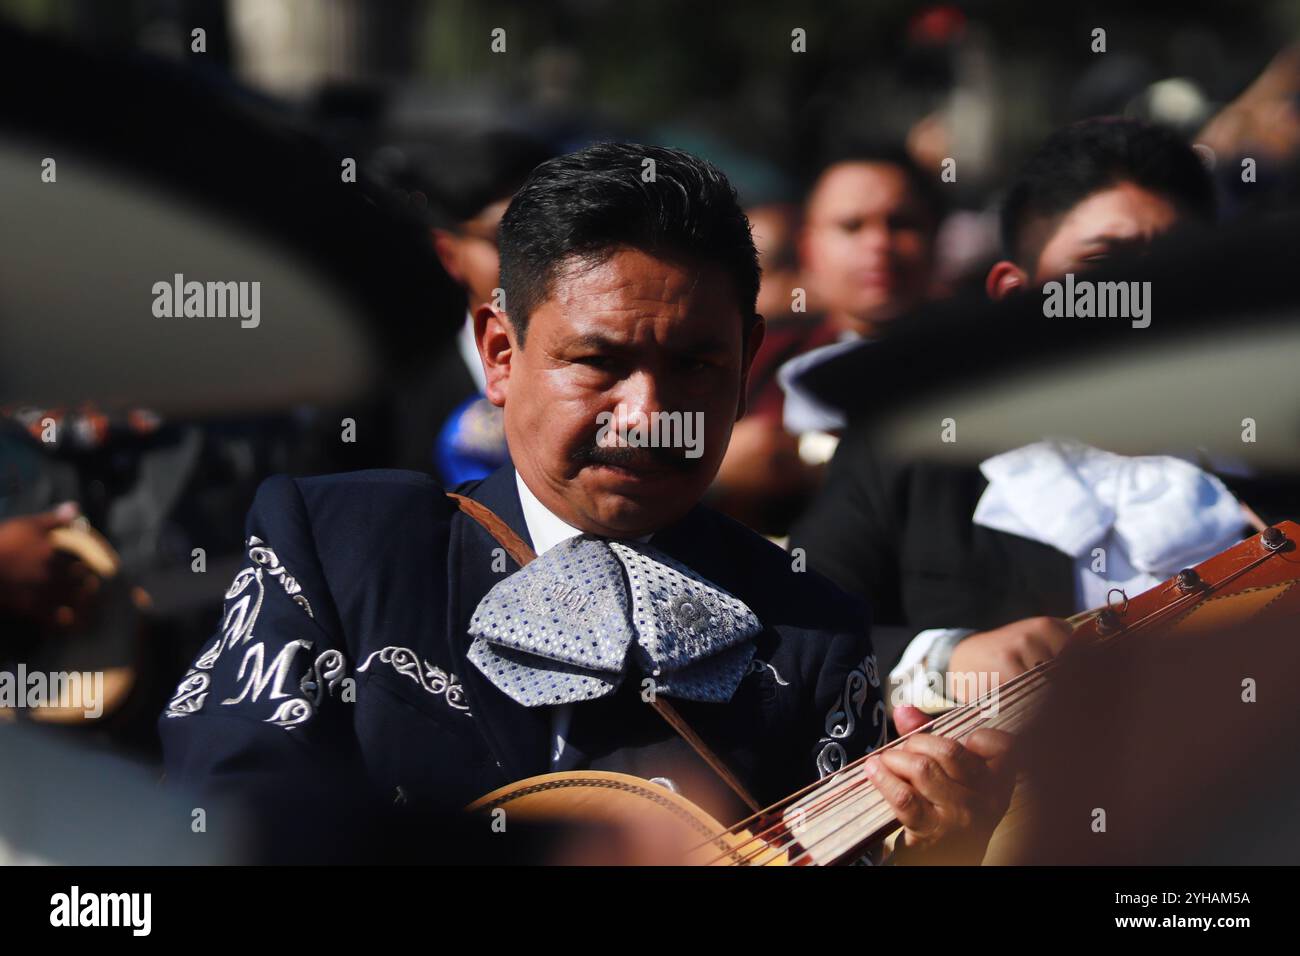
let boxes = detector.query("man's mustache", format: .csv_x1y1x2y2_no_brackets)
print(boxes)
570,440,697,472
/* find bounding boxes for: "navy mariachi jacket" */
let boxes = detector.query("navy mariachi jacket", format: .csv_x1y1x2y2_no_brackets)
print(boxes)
159,466,887,838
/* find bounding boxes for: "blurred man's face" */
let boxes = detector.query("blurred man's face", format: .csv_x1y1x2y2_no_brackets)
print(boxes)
476,247,763,537
1027,181,1182,281
988,181,1185,298
801,161,936,334
433,197,511,312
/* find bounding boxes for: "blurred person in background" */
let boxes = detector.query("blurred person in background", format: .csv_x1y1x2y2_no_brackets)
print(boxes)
985,117,1216,296
790,117,1225,717
778,144,945,450
388,128,557,484
712,146,945,536
710,197,822,534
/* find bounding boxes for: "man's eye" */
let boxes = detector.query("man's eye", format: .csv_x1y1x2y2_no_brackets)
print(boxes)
679,357,711,373
575,355,615,370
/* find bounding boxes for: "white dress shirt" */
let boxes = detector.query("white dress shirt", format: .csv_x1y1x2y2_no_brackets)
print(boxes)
457,311,488,394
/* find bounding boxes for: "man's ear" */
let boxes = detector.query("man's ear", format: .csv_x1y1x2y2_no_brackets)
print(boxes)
735,314,767,421
432,228,464,285
475,303,515,408
985,260,1030,301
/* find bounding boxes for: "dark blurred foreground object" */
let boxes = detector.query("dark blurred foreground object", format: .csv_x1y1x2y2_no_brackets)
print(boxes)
0,22,452,413
0,721,581,864
997,522,1300,864
0,722,245,864
794,210,1300,474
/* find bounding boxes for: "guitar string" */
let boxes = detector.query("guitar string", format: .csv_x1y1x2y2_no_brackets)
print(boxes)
777,690,1044,866
782,705,1043,867
734,664,1051,865
722,666,1052,865
701,663,1052,866
699,542,1288,865
769,546,1291,866
688,661,1048,860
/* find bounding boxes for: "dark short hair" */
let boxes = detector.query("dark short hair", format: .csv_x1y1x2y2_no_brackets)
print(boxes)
497,142,760,344
803,139,946,228
1000,117,1216,265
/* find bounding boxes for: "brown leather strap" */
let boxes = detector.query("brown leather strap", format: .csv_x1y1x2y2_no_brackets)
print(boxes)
445,490,761,812
446,492,537,565
649,696,762,811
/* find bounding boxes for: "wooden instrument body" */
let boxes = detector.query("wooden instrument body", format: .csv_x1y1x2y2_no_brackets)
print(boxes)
469,771,794,865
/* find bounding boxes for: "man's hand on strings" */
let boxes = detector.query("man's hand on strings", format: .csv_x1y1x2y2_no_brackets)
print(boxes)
864,717,1016,865
946,616,1071,702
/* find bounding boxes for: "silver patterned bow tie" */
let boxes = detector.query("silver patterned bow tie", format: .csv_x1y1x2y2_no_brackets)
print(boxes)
467,535,760,707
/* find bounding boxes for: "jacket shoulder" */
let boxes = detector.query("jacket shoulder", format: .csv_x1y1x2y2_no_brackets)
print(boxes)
244,470,460,626
690,505,868,634
259,469,460,527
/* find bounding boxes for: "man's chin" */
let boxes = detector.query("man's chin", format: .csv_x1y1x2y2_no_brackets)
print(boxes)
578,470,702,536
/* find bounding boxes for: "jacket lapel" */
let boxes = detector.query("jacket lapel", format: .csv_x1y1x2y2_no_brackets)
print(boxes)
442,466,553,783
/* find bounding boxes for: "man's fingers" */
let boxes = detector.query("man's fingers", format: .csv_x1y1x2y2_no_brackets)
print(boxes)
31,502,80,531
893,704,932,736
1020,635,1058,669
898,733,988,786
1029,617,1071,654
864,756,933,834
962,728,1017,776
876,748,974,818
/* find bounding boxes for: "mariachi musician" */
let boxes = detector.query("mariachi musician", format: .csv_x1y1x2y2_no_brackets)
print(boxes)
159,143,1013,864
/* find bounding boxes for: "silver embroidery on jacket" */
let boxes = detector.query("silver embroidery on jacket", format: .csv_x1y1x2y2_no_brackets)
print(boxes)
299,650,348,705
357,646,471,715
165,535,323,721
747,658,790,686
163,671,211,718
265,698,313,728
815,654,886,778
222,639,312,706
248,535,314,619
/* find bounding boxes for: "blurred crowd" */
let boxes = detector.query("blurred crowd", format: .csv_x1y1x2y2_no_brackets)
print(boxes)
5,2,1300,863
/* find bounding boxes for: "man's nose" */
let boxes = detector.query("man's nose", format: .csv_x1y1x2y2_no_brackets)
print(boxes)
614,369,670,420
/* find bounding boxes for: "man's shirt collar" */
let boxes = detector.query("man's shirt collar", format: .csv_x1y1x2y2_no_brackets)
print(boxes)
514,470,652,555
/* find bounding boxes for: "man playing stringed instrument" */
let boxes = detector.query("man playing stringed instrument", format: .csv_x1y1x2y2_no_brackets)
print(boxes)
160,143,1014,864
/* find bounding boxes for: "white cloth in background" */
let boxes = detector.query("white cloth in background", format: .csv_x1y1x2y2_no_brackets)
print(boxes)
776,334,865,434
973,439,1246,609
456,311,487,394
889,440,1247,708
